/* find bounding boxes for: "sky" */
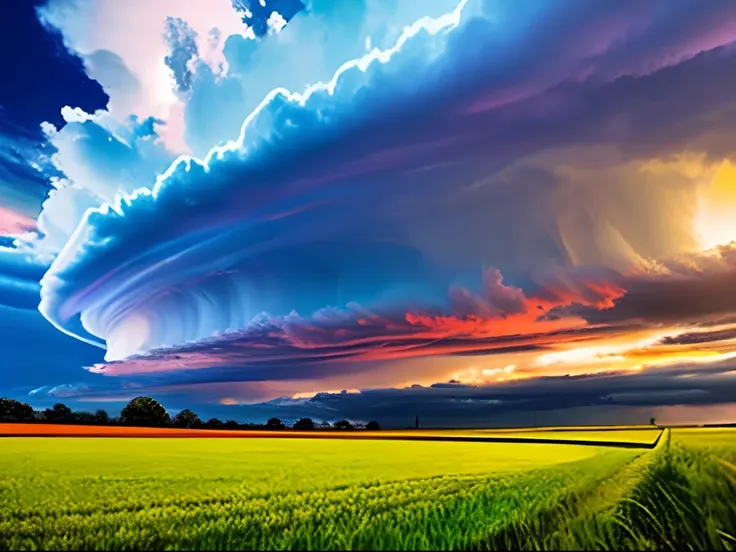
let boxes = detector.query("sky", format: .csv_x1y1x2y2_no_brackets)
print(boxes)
3,0,736,427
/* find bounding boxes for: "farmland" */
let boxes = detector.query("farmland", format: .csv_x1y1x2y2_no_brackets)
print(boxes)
0,427,734,550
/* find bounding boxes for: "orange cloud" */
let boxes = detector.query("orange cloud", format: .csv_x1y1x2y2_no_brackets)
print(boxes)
91,265,635,376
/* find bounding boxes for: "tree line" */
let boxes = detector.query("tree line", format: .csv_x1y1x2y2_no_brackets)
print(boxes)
0,396,380,431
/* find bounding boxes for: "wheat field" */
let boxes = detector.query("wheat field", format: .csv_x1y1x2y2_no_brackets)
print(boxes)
0,428,733,550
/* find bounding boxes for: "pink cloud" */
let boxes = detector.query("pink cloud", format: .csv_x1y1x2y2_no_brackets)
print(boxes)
0,207,35,235
88,266,628,376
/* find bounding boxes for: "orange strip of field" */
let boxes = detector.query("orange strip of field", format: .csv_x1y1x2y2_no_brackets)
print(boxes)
0,424,655,438
0,424,366,438
0,424,663,450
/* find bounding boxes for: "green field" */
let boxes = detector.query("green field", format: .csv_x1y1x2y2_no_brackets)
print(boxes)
0,429,734,550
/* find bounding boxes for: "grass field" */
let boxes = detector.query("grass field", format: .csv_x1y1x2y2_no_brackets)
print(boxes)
0,427,734,550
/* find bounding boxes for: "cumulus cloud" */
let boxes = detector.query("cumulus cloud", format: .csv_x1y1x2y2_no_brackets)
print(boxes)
231,0,303,37
19,109,175,259
163,17,199,93
37,0,246,153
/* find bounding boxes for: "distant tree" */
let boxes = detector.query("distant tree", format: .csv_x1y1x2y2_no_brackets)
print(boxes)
205,418,224,429
650,417,657,427
172,409,202,429
32,410,46,422
266,417,285,430
319,421,332,429
71,411,96,425
120,397,171,427
293,418,315,431
94,409,110,425
366,421,381,431
333,420,353,430
0,398,34,422
44,403,73,424
223,420,240,430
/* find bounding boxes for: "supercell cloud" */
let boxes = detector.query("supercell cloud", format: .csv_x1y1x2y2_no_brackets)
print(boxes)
5,0,736,419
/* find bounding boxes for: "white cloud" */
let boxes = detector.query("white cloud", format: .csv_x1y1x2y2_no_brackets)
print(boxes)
39,0,246,154
267,12,287,35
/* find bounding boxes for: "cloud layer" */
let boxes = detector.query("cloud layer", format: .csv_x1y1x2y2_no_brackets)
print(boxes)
4,0,736,419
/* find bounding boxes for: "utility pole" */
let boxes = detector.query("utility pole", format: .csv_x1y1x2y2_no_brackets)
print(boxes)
415,415,419,430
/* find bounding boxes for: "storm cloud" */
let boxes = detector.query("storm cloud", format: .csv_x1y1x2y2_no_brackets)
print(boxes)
3,0,736,422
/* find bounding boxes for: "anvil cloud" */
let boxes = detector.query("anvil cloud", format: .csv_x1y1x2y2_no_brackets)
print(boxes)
4,0,736,422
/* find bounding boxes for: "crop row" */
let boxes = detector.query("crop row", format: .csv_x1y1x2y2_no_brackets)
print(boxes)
506,431,736,551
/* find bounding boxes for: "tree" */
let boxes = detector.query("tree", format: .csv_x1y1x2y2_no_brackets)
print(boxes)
71,411,96,425
293,418,315,431
319,421,332,429
205,418,223,429
172,409,202,429
366,421,381,431
333,419,353,430
266,417,285,430
650,417,657,427
44,403,72,423
223,420,240,430
94,409,110,425
120,397,171,427
0,398,34,422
